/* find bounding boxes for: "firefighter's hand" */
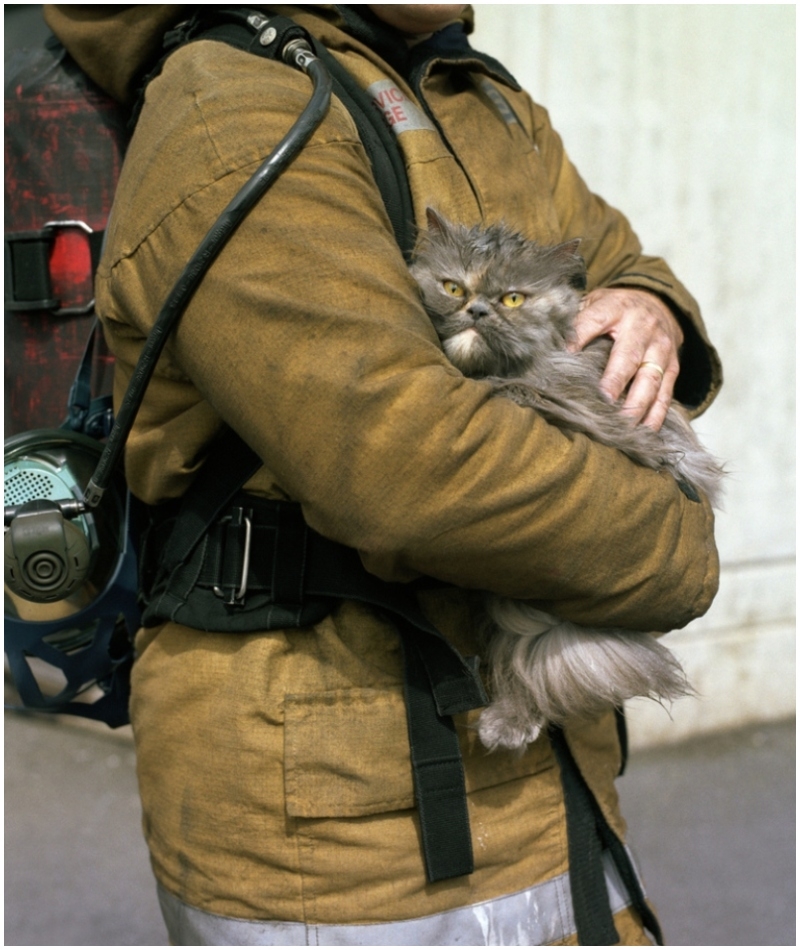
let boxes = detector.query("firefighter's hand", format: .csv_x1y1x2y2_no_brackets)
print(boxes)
569,287,683,430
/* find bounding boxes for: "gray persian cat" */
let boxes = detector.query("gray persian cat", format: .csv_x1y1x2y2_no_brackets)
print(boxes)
410,209,723,751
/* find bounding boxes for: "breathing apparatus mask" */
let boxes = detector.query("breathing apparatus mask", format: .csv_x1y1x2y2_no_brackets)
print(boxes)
4,429,139,726
4,12,332,726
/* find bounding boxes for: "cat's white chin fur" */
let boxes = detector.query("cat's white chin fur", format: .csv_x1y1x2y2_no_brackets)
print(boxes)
444,328,480,364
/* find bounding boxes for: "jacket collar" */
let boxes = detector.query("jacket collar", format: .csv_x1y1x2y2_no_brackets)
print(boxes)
334,5,520,91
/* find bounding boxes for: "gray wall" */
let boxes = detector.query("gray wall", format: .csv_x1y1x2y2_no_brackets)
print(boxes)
473,4,796,746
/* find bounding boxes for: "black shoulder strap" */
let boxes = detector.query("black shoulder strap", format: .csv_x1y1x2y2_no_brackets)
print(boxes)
304,39,416,259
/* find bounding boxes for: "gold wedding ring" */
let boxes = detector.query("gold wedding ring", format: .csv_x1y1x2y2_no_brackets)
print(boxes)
639,360,665,379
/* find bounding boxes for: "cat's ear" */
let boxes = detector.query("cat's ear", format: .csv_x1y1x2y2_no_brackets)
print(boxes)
552,239,587,290
425,208,446,234
553,238,582,259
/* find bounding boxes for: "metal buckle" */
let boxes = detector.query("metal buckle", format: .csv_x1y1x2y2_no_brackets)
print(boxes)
212,510,252,605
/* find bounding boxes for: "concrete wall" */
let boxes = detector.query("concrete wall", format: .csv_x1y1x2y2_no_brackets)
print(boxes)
472,5,796,747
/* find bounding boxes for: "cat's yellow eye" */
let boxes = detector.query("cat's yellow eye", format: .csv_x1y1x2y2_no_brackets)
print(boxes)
442,280,466,298
501,292,526,308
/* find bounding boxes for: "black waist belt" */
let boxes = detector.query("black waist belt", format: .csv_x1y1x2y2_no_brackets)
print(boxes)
143,493,487,720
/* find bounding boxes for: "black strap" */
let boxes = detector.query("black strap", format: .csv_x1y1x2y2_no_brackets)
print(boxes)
549,726,664,946
401,635,474,882
305,40,416,259
61,319,115,438
615,705,629,777
4,225,104,314
549,726,619,945
156,429,263,579
597,822,664,947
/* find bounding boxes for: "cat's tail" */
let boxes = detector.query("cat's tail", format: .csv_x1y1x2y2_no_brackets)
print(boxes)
479,598,692,751
508,621,691,722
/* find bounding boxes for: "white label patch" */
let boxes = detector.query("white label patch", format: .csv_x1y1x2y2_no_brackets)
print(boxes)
366,79,437,135
476,76,518,125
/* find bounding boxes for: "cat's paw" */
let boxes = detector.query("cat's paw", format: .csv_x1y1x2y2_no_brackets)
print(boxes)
477,703,544,752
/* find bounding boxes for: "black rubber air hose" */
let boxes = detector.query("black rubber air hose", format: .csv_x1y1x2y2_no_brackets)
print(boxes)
85,40,332,506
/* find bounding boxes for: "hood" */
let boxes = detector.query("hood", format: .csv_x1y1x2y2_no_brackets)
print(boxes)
43,5,189,104
43,5,475,106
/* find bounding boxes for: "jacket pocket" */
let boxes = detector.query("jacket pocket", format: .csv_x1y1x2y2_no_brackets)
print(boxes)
284,687,556,819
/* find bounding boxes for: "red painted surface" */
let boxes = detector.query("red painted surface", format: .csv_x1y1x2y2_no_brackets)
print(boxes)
5,45,128,435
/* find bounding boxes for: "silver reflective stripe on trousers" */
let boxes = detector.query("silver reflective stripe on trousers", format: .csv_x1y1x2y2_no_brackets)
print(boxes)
157,851,636,946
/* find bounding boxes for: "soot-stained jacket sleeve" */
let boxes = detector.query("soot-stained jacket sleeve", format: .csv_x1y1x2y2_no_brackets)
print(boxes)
98,44,718,634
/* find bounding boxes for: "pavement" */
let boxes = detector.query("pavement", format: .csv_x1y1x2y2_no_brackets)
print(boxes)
4,708,795,947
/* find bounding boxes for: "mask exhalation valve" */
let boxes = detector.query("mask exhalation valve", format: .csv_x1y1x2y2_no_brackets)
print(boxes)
4,499,93,601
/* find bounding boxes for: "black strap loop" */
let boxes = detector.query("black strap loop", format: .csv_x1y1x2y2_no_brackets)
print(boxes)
5,225,104,314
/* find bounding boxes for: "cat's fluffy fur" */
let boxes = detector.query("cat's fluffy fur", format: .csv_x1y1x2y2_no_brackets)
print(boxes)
410,209,724,751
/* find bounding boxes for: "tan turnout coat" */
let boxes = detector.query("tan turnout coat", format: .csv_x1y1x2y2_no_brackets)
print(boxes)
46,4,721,941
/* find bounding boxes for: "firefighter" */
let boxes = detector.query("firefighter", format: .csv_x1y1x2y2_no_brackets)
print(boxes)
42,4,721,944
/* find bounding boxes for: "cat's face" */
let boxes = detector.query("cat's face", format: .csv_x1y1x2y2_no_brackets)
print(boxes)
410,212,585,378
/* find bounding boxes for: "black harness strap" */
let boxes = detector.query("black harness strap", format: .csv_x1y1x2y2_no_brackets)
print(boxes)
402,635,474,882
305,40,416,260
62,319,115,438
596,811,664,946
549,726,619,945
615,705,629,777
549,726,664,946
